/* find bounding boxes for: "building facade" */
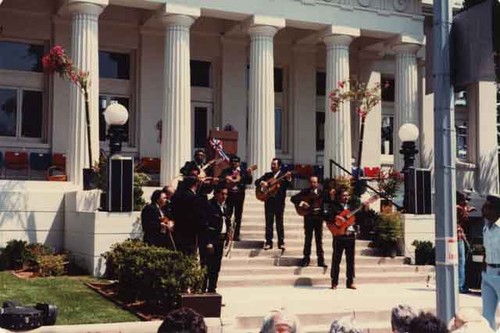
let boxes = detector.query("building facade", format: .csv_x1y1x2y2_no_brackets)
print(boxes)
0,0,498,215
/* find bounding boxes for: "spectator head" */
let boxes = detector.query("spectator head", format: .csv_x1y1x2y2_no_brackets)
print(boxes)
391,304,417,333
151,190,166,206
409,312,448,333
449,308,492,332
482,194,500,223
157,307,207,333
271,158,283,173
456,191,467,205
162,186,175,200
194,149,206,164
329,316,363,333
260,310,299,333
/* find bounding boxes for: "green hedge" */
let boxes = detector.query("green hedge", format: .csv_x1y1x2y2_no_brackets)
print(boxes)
102,239,205,310
412,240,435,265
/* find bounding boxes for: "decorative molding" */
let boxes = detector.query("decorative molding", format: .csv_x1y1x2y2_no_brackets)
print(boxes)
297,0,421,15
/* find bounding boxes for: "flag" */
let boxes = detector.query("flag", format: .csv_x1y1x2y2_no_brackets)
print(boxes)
209,138,230,161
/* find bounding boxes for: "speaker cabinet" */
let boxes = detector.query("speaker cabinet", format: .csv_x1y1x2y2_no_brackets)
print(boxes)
107,156,133,212
406,167,432,214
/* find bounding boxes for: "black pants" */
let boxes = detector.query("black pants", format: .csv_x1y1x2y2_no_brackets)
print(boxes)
303,215,324,259
331,235,355,286
199,235,225,293
227,190,245,240
264,197,285,247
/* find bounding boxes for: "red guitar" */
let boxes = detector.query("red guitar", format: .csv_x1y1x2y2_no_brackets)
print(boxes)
327,195,379,236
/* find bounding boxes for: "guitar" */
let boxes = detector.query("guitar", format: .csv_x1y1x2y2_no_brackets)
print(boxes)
327,195,379,236
226,164,258,186
294,190,323,216
255,171,294,202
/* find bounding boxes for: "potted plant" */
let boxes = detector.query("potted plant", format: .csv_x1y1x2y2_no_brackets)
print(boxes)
374,212,402,257
376,169,404,213
411,240,435,265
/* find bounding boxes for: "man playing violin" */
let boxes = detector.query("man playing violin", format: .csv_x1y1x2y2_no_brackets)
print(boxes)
180,149,217,198
141,190,173,248
255,158,292,250
220,155,253,242
323,185,359,290
291,176,326,267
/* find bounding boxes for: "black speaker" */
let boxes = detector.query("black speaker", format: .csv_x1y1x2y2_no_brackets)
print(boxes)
406,167,432,214
107,156,133,212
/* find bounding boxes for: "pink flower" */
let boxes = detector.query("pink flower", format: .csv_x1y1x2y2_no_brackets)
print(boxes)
338,81,344,89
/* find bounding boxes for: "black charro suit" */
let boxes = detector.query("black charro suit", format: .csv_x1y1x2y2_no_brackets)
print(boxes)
255,171,291,248
141,203,169,248
171,187,206,256
291,187,324,264
199,197,231,293
219,166,253,241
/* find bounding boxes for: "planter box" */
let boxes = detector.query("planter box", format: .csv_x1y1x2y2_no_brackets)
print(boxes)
180,293,222,318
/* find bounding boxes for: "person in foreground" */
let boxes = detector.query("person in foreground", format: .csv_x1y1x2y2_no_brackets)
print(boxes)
408,312,448,333
329,316,363,333
260,309,299,333
481,194,500,330
448,307,493,333
391,304,417,333
157,307,207,333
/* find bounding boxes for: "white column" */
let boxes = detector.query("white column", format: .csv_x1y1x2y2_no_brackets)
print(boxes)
323,34,354,177
160,14,197,185
248,25,279,175
67,0,107,187
474,82,499,195
394,43,420,171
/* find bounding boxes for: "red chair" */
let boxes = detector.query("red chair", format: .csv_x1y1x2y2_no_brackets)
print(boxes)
4,151,29,179
52,153,66,171
364,166,381,178
294,164,314,179
138,157,161,174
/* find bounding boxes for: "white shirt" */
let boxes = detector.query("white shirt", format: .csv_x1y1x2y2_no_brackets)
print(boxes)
218,202,227,234
483,218,500,264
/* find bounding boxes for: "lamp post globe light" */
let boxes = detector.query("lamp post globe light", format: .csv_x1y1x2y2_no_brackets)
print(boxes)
103,102,128,156
398,123,419,212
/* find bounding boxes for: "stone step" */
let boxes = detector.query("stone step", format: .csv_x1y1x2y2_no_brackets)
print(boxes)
232,239,373,249
238,230,365,240
217,271,429,288
221,255,409,268
220,264,434,276
226,246,380,258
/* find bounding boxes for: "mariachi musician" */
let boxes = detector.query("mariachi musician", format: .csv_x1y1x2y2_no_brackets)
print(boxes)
141,190,174,249
255,158,292,251
219,155,253,242
179,149,218,198
291,176,326,267
322,185,359,290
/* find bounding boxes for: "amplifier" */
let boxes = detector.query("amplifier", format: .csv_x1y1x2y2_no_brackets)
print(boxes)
405,167,432,214
107,156,134,212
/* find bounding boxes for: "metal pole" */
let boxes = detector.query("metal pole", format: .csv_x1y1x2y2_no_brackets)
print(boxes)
433,0,458,323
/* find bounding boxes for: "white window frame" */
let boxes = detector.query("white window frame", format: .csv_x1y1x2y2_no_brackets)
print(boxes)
381,103,395,165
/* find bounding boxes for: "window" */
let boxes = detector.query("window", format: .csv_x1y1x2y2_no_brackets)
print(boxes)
455,90,469,160
99,96,129,143
275,107,283,150
316,72,326,96
456,121,468,159
99,49,133,147
274,68,283,93
382,76,395,102
316,111,325,151
194,106,208,149
0,41,44,72
381,115,394,155
190,60,211,87
0,88,44,139
99,51,130,79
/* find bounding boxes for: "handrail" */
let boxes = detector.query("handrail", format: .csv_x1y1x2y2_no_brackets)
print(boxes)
329,158,403,210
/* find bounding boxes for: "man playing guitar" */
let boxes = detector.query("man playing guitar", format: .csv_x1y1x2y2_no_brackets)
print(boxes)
255,158,292,250
322,185,363,290
220,155,254,242
291,176,326,267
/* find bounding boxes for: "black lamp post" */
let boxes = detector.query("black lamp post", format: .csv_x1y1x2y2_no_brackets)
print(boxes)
103,103,129,156
398,123,420,212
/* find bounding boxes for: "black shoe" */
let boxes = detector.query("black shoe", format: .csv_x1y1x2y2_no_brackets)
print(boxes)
263,244,272,250
317,259,327,268
278,244,286,251
300,257,310,267
331,283,338,290
347,284,357,290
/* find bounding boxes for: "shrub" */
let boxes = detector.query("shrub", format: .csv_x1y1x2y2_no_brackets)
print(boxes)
1,240,31,270
36,254,67,277
374,212,402,255
412,240,435,265
134,172,150,211
102,239,205,310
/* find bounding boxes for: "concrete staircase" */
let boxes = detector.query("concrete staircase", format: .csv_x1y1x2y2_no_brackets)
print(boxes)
217,193,438,332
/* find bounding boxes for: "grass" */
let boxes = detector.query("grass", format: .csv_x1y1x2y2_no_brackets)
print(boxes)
0,271,139,325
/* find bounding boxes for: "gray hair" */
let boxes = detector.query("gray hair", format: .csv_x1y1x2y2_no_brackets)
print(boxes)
391,304,417,333
260,310,299,333
329,316,363,333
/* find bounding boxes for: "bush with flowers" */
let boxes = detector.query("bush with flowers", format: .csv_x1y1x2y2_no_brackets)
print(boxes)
376,169,404,199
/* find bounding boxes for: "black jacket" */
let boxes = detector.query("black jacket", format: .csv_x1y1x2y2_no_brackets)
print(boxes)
171,187,207,246
255,171,291,202
200,198,231,247
220,167,253,192
141,203,166,247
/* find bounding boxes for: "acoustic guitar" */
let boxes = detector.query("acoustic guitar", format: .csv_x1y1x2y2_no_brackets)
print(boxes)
226,165,258,185
255,171,294,202
294,191,323,216
327,195,379,236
